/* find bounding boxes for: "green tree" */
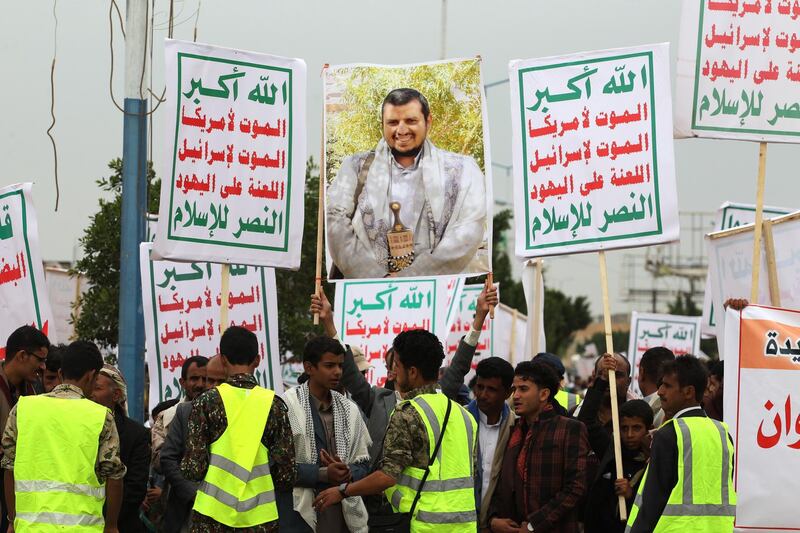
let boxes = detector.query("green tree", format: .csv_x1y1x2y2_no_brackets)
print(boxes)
72,159,160,348
667,292,701,316
274,159,327,356
482,209,592,356
577,330,631,356
74,157,323,359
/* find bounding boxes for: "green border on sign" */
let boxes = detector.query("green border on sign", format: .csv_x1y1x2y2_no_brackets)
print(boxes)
631,317,700,377
167,52,295,252
339,279,439,339
690,3,800,136
259,267,275,389
0,189,42,327
147,258,165,402
460,285,495,356
518,51,663,251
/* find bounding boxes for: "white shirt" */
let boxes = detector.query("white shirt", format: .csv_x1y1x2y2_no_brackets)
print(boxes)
673,405,704,419
389,152,424,230
478,409,502,500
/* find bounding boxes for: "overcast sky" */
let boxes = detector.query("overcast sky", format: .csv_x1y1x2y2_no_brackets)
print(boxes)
1,0,796,316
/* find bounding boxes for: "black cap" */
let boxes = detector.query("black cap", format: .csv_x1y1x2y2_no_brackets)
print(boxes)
533,352,565,377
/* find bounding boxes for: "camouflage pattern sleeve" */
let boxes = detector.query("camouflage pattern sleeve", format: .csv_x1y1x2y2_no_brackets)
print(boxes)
181,389,222,482
379,403,430,481
96,411,127,481
263,396,295,491
1,404,18,470
150,410,167,468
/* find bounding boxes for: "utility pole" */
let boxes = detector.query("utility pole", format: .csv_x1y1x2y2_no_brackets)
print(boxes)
440,0,447,60
118,0,148,421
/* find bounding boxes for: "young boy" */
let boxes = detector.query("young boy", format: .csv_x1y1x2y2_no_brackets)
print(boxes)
583,399,653,533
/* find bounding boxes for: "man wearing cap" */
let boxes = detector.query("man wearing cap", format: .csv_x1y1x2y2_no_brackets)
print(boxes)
533,352,582,414
93,364,151,533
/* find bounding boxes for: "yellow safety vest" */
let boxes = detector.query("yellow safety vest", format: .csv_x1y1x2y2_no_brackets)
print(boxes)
14,395,108,532
626,416,736,533
385,393,478,532
192,383,278,527
555,389,581,411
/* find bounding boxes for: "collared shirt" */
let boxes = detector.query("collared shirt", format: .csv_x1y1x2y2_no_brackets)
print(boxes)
1,383,126,481
478,409,502,499
308,393,347,533
182,374,295,533
672,405,703,419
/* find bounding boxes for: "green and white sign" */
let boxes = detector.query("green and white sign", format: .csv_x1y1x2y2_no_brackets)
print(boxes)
676,0,800,142
153,39,307,268
510,43,679,257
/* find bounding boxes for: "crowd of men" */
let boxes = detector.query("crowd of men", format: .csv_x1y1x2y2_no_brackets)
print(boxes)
0,284,737,533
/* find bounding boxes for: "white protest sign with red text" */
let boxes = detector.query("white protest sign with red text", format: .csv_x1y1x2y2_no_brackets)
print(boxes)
676,0,800,142
0,183,54,356
140,243,281,414
510,43,679,257
627,311,702,396
153,40,307,268
724,305,800,531
333,277,463,387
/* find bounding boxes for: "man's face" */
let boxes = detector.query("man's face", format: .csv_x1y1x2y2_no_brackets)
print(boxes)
16,347,47,382
382,101,431,155
595,353,631,400
205,357,226,389
42,368,61,393
708,374,723,401
304,352,343,393
392,356,413,393
474,376,510,418
181,363,207,400
621,416,649,450
91,374,120,410
658,372,696,417
512,376,549,418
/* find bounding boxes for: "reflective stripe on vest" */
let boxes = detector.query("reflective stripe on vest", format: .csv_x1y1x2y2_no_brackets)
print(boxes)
555,389,580,411
192,384,278,528
14,395,107,533
625,416,736,533
384,393,477,532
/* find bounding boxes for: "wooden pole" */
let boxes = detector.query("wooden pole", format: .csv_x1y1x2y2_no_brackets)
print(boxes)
510,308,518,365
220,264,230,333
487,272,495,319
599,250,627,521
763,219,781,307
314,65,329,325
531,259,543,357
71,274,82,340
750,142,767,303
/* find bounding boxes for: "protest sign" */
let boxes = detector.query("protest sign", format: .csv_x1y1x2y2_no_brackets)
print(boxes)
701,202,793,336
0,183,54,357
153,40,307,268
445,283,537,385
707,211,800,355
333,277,463,386
140,243,281,414
723,305,800,531
627,311,702,395
676,0,800,142
323,58,492,280
510,43,679,258
45,267,87,344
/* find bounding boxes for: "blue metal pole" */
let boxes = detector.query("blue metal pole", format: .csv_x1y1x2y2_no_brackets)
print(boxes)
118,98,148,422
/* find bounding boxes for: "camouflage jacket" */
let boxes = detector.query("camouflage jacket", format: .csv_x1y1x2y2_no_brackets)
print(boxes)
181,374,295,532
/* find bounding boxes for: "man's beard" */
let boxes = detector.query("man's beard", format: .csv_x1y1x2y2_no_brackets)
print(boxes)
391,144,423,159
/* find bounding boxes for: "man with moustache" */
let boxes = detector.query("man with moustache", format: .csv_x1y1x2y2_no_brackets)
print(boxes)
326,87,487,278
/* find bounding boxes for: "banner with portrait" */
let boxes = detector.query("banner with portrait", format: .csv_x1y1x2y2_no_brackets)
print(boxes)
323,58,493,280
